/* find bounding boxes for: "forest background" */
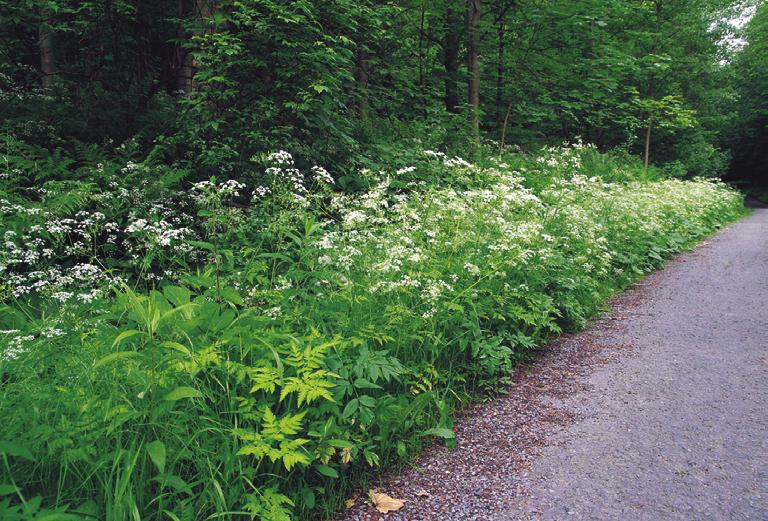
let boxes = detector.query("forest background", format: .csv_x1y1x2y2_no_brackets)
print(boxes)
0,1,765,520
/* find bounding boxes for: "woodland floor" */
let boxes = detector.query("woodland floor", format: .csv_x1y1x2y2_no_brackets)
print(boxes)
338,204,768,521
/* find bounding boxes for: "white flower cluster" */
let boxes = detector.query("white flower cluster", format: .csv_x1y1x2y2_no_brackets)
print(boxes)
534,141,593,172
124,217,192,248
266,150,294,166
252,186,272,200
293,150,741,326
2,183,199,301
306,154,552,320
266,166,307,194
191,179,246,200
311,165,334,185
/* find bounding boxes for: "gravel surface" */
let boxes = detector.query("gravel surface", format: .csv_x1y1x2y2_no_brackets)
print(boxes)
338,207,768,521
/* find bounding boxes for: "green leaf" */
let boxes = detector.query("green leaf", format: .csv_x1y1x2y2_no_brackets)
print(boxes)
258,252,293,262
220,286,243,306
163,285,191,307
421,427,456,440
327,439,354,449
0,441,34,461
0,484,18,495
161,342,192,356
146,440,166,474
358,395,376,408
94,351,142,369
24,496,42,514
396,441,407,457
71,500,99,518
341,398,358,419
162,386,203,402
315,464,339,478
302,487,316,508
111,329,143,348
353,378,382,390
153,474,193,495
187,240,216,251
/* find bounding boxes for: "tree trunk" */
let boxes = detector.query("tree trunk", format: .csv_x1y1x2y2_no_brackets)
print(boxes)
499,97,514,155
176,0,214,94
495,20,505,130
443,5,462,113
355,50,370,120
38,13,56,88
175,0,194,93
643,116,653,167
418,4,425,89
644,0,663,167
467,0,481,141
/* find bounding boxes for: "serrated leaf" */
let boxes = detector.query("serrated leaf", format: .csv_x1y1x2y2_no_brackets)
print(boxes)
278,411,307,436
163,285,191,306
358,395,376,408
161,341,191,356
353,378,382,390
342,398,359,419
187,240,215,251
220,286,243,306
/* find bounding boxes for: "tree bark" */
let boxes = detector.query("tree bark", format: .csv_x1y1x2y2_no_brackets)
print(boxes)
443,4,462,113
467,0,481,141
175,0,194,93
495,18,505,130
176,0,214,94
355,50,370,120
499,97,514,155
644,0,663,167
643,115,654,168
38,12,56,88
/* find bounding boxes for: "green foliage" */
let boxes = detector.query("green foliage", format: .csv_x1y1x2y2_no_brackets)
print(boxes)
0,0,758,517
0,143,744,520
727,1,768,186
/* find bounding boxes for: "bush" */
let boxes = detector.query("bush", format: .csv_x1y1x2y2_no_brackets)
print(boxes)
0,144,743,520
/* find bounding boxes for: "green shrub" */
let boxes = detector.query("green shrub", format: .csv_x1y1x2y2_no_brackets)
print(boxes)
0,144,744,520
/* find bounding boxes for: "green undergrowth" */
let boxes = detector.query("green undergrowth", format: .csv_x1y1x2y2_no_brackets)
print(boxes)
0,143,744,520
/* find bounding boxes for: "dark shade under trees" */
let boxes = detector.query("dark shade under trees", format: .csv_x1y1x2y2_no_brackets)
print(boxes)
0,0,764,185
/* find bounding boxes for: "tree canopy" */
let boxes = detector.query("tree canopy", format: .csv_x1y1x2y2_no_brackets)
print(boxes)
0,0,764,184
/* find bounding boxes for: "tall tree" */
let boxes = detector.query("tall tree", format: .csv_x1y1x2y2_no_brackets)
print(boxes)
443,3,463,113
38,7,56,88
643,0,663,167
467,0,482,138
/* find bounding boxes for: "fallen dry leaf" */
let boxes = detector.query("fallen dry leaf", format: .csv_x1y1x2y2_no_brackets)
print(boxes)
345,498,356,509
369,490,405,513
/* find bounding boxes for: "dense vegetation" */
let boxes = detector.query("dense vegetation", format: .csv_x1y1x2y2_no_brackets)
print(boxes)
0,0,761,519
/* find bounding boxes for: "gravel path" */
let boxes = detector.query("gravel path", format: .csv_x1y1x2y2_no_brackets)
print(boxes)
339,207,768,521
